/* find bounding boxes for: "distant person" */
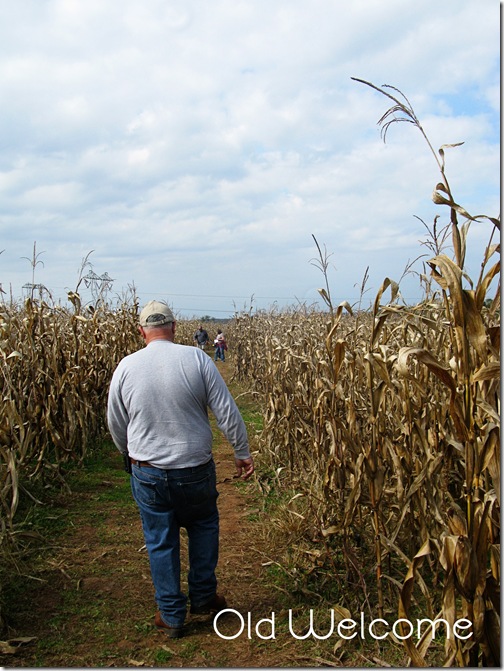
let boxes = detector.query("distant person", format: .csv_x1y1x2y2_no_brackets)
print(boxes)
107,301,254,638
193,325,209,349
213,329,227,362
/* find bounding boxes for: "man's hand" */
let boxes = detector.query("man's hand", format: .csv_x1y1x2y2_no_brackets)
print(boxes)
235,457,254,480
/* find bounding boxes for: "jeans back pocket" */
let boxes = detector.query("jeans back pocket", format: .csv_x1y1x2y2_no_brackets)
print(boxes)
174,470,218,524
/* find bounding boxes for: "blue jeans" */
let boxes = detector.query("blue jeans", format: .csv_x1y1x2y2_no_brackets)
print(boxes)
130,459,219,627
214,347,225,362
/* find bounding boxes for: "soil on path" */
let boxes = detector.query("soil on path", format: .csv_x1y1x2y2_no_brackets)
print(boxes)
1,360,323,668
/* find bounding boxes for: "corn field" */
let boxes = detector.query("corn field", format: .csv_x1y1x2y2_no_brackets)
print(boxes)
0,84,500,666
230,265,499,665
0,300,210,624
0,294,139,528
0,300,205,545
229,85,500,666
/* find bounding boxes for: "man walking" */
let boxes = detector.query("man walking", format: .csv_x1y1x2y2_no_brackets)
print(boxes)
193,325,209,349
107,300,254,638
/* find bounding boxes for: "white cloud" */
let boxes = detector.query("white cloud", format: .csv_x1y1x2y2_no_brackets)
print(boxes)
0,0,499,316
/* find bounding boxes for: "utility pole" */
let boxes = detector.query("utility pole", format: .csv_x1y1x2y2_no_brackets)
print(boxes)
83,270,114,305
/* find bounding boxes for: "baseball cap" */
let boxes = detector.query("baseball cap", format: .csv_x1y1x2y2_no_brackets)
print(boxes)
139,300,175,327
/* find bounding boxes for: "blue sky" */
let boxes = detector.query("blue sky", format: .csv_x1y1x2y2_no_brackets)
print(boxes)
0,0,500,317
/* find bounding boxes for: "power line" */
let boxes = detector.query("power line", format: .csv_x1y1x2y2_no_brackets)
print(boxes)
32,286,427,306
43,287,300,301
142,291,299,301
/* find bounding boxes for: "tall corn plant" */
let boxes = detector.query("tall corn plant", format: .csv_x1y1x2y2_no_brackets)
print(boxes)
231,82,500,666
346,80,500,665
0,296,141,534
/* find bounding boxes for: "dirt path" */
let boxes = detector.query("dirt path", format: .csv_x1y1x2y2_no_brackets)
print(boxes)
1,360,316,668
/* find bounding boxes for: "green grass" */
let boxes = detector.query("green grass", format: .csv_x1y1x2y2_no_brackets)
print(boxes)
241,407,263,433
178,639,201,659
154,648,174,663
0,440,133,621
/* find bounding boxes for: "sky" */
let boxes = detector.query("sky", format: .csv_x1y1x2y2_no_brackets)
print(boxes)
0,0,500,318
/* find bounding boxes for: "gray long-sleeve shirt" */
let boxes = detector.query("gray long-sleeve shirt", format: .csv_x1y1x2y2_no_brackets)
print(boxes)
107,339,250,468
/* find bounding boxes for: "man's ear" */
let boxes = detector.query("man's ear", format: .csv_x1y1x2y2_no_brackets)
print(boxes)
138,325,146,339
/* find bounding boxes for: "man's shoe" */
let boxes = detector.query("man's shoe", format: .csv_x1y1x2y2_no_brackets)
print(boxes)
154,611,183,638
190,593,227,615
